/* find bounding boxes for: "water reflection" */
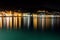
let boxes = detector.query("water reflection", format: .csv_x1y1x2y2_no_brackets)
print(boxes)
10,17,12,29
33,14,37,29
0,14,59,31
0,17,2,29
6,17,10,29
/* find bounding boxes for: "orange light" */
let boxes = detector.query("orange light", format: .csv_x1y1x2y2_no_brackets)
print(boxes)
45,15,51,29
17,13,22,29
10,17,12,29
0,14,2,29
0,17,2,29
0,11,23,29
33,14,37,29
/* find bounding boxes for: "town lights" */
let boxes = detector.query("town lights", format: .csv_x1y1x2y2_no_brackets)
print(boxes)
23,13,31,29
0,10,59,31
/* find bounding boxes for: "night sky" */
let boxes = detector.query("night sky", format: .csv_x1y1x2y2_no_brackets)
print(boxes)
0,0,60,12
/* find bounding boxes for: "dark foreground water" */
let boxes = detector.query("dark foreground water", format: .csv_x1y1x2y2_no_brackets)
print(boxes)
0,29,60,40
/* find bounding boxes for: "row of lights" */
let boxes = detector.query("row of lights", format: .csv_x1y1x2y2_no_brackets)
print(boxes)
0,11,60,17
0,11,59,31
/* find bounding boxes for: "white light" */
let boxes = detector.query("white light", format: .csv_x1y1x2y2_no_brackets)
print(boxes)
27,14,30,29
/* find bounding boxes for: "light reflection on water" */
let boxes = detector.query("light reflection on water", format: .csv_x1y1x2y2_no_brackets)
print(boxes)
0,15,59,31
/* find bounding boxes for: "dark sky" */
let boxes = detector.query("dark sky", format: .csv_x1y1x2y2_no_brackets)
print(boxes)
0,0,60,12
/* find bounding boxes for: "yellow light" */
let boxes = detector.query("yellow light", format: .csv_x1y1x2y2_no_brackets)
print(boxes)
5,11,12,16
10,17,12,29
0,14,2,29
0,11,23,29
14,16,17,29
0,17,2,29
13,12,18,29
33,14,37,29
15,17,17,29
6,17,9,29
17,13,22,29
14,12,18,16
